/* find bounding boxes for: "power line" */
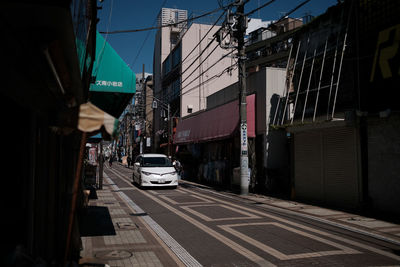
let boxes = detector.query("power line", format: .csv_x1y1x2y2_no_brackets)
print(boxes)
180,62,238,97
180,29,231,87
156,50,236,102
181,35,218,81
148,0,313,110
245,0,276,17
93,0,114,77
129,0,168,70
100,4,232,34
244,0,312,45
181,49,235,92
274,0,311,24
181,9,226,65
152,8,228,93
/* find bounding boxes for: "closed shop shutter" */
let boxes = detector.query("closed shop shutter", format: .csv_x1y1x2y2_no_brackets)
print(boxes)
294,126,360,209
323,127,360,208
294,131,324,202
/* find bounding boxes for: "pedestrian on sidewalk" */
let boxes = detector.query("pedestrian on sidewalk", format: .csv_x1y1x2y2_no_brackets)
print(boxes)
109,155,113,168
173,157,182,178
127,155,132,168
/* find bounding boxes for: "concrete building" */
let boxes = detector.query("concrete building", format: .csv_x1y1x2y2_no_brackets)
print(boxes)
153,7,238,152
153,8,188,152
180,23,238,117
270,0,400,218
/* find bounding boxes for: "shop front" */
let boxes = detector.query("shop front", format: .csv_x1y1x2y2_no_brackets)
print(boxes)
174,95,255,190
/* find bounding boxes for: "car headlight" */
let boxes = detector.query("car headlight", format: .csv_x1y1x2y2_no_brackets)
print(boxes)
165,171,177,175
141,171,153,176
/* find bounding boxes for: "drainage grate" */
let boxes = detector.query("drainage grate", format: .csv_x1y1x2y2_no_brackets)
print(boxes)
116,222,139,230
95,250,132,260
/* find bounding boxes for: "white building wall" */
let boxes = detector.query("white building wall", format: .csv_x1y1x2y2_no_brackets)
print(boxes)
246,18,273,35
181,23,238,117
153,8,187,148
154,7,188,95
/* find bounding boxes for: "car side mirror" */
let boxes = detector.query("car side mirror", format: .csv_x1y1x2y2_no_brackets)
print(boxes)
134,162,140,167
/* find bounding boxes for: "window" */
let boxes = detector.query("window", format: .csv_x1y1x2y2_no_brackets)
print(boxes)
142,157,172,167
187,105,193,113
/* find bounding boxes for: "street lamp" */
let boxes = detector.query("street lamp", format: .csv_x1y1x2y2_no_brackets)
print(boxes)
152,96,171,156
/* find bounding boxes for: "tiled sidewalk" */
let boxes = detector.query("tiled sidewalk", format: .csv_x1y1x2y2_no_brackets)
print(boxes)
79,173,182,267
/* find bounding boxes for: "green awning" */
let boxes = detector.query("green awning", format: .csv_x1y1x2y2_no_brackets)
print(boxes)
89,31,135,117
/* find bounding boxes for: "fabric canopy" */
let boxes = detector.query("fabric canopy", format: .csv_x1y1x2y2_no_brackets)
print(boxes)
89,31,135,118
78,102,119,138
174,94,255,144
90,31,135,93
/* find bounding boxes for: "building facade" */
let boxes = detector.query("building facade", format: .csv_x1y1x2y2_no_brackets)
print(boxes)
153,7,238,153
1,0,98,264
271,0,400,217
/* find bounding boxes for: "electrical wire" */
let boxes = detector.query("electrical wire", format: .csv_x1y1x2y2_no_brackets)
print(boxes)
129,0,168,70
180,29,231,88
276,0,311,24
245,0,276,17
100,3,233,34
180,62,238,97
244,0,312,46
139,0,313,108
156,0,279,103
181,35,218,82
93,0,114,77
181,48,235,92
181,9,226,65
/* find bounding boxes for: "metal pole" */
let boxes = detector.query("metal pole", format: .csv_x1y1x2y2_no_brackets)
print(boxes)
272,43,293,126
313,39,328,122
291,37,309,124
237,1,249,195
302,49,316,123
99,140,103,189
332,1,352,119
167,103,171,157
332,31,348,119
281,41,301,125
64,131,87,264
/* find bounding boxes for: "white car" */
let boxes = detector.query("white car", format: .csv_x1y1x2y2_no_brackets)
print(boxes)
132,153,178,188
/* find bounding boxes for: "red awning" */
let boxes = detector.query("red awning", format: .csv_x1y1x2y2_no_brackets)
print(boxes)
174,94,255,144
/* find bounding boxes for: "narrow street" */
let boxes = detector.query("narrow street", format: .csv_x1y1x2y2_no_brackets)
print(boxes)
95,163,400,266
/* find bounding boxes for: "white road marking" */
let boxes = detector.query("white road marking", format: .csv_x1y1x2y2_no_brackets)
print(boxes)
180,187,400,262
108,167,276,266
104,170,201,267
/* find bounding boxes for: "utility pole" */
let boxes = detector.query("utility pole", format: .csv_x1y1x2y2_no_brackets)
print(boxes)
152,96,171,157
216,0,249,194
140,64,145,154
236,1,249,195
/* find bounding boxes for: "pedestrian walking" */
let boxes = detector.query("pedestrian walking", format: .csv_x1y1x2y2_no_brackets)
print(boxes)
173,157,182,176
127,155,132,168
109,155,113,168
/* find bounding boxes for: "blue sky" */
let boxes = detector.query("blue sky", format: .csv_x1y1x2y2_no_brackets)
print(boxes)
97,0,338,75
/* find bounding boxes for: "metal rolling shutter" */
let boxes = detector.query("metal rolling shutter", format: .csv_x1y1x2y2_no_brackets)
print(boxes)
294,126,360,208
294,131,324,202
323,127,360,208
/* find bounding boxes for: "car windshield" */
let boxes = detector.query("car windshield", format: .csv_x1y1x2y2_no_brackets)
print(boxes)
142,157,172,167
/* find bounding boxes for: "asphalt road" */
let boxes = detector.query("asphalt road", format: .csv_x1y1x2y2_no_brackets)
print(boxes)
105,164,400,266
